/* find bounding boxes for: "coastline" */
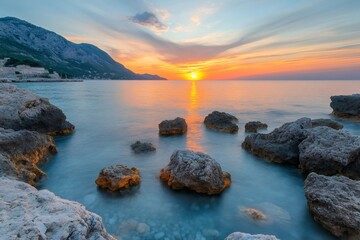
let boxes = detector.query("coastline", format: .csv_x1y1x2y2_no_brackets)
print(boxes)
0,78,83,83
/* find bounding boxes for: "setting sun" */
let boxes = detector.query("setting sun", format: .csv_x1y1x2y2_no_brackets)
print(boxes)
187,71,203,80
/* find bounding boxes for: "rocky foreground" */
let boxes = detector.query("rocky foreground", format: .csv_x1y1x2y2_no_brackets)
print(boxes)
0,128,57,185
225,232,279,240
160,150,231,195
242,117,360,179
331,94,360,119
0,84,114,239
305,173,360,240
0,84,74,135
0,177,114,240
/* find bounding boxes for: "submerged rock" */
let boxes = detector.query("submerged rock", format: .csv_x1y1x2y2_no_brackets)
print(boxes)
311,118,343,130
245,121,268,133
0,84,74,135
0,128,57,185
330,94,360,119
225,232,279,240
0,177,114,240
304,173,360,239
131,141,156,153
299,127,360,179
160,150,231,195
242,118,312,164
96,165,140,191
159,117,187,136
204,111,239,133
241,208,267,221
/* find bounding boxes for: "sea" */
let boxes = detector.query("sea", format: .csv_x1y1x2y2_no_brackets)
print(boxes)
15,80,360,240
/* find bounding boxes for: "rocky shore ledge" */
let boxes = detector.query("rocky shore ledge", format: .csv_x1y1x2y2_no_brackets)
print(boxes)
0,84,114,239
0,84,75,135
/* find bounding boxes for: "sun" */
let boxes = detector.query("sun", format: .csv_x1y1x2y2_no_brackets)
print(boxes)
187,71,202,80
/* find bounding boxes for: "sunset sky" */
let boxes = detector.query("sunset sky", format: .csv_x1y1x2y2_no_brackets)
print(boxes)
1,0,360,80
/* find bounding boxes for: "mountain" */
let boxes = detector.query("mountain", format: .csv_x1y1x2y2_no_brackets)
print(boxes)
0,17,166,80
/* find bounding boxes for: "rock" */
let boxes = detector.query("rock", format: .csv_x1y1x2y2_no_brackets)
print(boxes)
225,232,279,240
242,208,267,220
0,128,57,185
245,121,268,133
204,111,239,133
311,118,343,130
118,219,139,233
131,141,156,153
304,173,360,239
242,118,312,164
330,94,360,119
0,84,74,135
202,229,220,239
0,177,114,240
95,165,140,191
154,232,165,239
136,223,150,234
160,150,231,195
159,117,187,136
299,127,360,179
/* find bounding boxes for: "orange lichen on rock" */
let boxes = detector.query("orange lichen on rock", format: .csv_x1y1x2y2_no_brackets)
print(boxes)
96,165,140,191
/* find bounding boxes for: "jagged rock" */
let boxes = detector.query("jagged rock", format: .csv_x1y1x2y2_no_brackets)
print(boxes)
311,118,343,130
204,111,239,133
242,208,267,220
159,117,187,136
245,121,268,133
160,150,231,195
225,232,279,240
304,173,360,239
95,165,140,191
0,84,74,135
330,94,360,119
242,118,312,164
299,127,360,179
0,177,114,240
0,128,57,185
131,141,156,153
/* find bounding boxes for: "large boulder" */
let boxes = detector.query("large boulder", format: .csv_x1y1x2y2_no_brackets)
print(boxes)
0,177,114,240
311,118,343,130
299,127,360,179
242,118,312,164
304,173,360,239
159,117,187,136
0,84,74,135
131,141,156,153
95,165,141,191
225,232,279,240
245,121,268,133
204,111,239,133
0,128,57,185
330,94,360,119
160,150,231,195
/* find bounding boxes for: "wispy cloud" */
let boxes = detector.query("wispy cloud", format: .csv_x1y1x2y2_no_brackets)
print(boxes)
128,11,168,32
191,16,201,26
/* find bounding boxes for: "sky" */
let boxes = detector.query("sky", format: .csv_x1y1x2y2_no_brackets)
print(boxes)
1,0,360,80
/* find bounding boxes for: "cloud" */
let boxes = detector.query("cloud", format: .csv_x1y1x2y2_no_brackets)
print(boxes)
82,1,359,64
191,16,201,26
128,11,168,31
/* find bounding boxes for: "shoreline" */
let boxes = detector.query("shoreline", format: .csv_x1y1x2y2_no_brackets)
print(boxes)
0,79,83,83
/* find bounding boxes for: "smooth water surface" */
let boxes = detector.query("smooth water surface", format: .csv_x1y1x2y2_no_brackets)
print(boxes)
15,80,360,240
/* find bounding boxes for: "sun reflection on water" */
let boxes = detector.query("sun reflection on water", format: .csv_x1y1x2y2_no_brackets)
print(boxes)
185,81,204,152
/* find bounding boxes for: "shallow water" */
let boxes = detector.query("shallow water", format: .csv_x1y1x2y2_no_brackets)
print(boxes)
15,80,360,240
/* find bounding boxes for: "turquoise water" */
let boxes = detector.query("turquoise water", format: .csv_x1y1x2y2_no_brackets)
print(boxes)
15,80,360,240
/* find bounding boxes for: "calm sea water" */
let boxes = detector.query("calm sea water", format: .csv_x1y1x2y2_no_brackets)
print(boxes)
15,80,360,240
